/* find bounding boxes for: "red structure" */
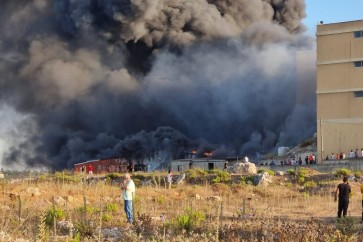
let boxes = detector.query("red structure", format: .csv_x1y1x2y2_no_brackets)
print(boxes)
74,157,129,174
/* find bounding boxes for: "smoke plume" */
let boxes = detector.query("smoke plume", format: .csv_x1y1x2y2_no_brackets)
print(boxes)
0,0,316,170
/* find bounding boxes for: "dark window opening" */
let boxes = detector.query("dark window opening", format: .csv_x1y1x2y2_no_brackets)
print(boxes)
354,61,363,67
354,91,363,97
208,163,214,170
354,31,363,38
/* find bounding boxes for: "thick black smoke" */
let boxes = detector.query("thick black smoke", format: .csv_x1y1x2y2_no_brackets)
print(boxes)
0,0,315,170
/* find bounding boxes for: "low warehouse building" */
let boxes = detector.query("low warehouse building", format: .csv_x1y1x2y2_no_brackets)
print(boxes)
171,158,239,172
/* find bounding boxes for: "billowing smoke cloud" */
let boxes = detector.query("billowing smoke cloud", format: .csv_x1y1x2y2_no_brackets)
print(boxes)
0,0,315,170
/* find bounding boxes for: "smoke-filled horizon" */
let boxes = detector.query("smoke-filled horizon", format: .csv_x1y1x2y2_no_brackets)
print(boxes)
0,0,316,170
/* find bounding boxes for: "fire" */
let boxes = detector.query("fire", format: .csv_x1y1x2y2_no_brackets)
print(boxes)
204,152,213,157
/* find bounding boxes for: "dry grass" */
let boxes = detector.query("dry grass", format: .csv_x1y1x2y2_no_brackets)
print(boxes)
0,170,362,241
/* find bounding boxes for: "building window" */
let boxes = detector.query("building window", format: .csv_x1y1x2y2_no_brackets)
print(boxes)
354,91,363,97
354,61,363,67
354,31,363,38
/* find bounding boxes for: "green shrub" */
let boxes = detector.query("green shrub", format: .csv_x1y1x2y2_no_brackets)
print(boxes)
70,233,81,242
285,182,293,188
102,213,113,222
194,168,208,175
212,170,231,183
353,170,362,179
54,172,81,183
240,175,255,185
37,174,50,182
297,167,309,177
76,205,99,215
187,169,198,179
304,181,318,189
336,217,359,237
187,168,207,179
45,207,65,227
74,221,93,239
292,167,310,185
105,173,121,179
335,168,352,178
257,168,275,176
297,176,305,184
106,203,119,213
176,209,205,232
286,169,296,176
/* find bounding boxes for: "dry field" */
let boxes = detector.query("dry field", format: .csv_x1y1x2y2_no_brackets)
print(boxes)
0,168,362,241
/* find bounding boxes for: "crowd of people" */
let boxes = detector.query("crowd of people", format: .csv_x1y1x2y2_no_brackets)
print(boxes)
326,148,363,160
261,153,317,166
260,148,363,166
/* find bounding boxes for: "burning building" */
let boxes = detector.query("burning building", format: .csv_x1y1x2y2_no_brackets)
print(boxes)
170,157,241,172
73,158,129,174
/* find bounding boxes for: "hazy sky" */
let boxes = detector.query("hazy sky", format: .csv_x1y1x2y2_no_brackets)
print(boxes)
303,0,363,35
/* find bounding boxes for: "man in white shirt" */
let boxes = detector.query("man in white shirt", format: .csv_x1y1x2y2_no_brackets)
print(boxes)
349,150,354,159
121,173,136,224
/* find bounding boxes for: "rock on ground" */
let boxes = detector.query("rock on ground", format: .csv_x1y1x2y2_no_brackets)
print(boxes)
228,162,257,174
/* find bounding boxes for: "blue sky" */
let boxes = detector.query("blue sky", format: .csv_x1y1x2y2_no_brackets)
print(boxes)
304,0,363,35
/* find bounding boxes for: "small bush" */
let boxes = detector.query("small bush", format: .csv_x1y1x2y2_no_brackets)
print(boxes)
240,175,255,185
285,182,293,188
45,207,66,227
194,168,208,175
257,168,275,176
353,170,362,179
187,168,207,179
286,169,296,176
74,221,93,239
297,167,309,177
37,174,50,182
54,172,81,183
212,170,231,183
105,173,121,180
336,217,359,237
76,205,99,216
297,176,305,184
102,213,113,222
304,181,318,189
335,168,352,178
175,209,205,232
106,203,119,213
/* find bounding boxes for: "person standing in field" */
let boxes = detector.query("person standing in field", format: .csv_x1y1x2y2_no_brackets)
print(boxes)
334,176,351,218
122,173,136,224
88,164,93,175
166,170,173,189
